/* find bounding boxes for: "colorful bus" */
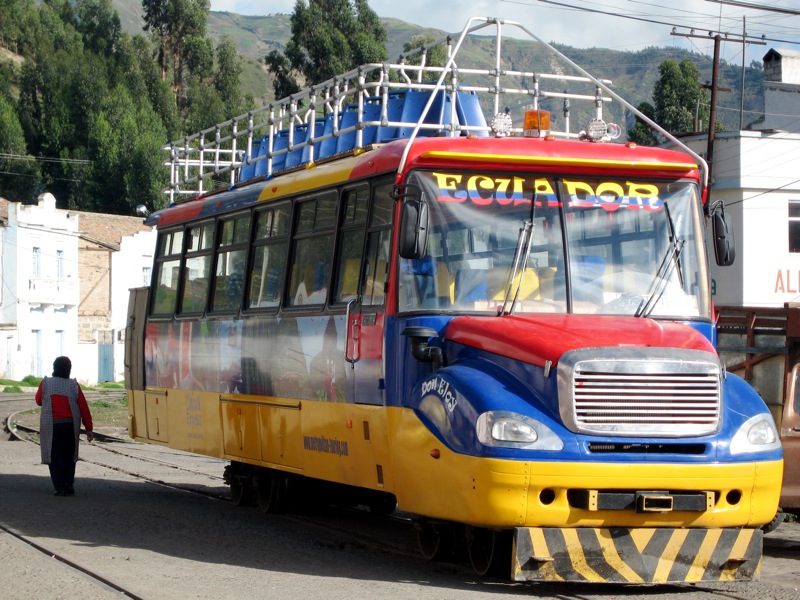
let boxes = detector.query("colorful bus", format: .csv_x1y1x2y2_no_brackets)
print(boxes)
124,17,782,583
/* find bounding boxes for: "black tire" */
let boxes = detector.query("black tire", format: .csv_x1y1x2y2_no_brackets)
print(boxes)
762,508,786,534
230,477,253,506
417,522,455,561
466,527,512,578
257,471,287,513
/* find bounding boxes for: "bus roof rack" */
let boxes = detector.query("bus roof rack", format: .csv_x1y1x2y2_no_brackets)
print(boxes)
164,16,707,204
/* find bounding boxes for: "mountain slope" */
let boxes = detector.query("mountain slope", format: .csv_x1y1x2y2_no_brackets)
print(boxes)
112,1,764,130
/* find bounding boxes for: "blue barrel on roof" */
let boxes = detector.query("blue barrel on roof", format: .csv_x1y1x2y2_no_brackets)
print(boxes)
239,89,488,182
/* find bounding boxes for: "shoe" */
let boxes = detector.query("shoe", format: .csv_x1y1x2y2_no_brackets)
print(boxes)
54,490,67,496
66,487,75,496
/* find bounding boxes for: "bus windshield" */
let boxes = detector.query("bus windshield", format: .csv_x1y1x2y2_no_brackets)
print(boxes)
398,170,710,319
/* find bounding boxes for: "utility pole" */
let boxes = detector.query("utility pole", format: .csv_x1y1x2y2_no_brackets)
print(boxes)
671,28,764,191
740,17,746,131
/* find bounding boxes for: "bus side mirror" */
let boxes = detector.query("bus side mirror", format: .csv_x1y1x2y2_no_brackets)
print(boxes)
711,202,735,266
397,187,429,259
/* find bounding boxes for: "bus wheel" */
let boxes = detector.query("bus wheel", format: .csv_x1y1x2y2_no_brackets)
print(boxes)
257,471,286,513
762,508,786,534
466,527,512,577
416,521,455,561
230,477,253,507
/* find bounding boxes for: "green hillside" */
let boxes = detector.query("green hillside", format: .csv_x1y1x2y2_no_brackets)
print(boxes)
114,1,764,130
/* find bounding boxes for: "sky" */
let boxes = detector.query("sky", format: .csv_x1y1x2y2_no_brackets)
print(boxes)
208,0,800,66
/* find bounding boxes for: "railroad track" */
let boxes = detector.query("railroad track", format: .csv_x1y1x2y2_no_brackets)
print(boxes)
5,411,227,496
0,519,146,599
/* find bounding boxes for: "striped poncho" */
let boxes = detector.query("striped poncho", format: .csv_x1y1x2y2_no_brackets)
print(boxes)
38,376,82,464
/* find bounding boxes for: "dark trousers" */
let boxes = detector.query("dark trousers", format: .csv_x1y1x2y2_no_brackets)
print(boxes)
49,422,76,493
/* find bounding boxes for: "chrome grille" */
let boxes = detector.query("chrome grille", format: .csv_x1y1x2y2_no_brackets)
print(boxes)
558,347,721,437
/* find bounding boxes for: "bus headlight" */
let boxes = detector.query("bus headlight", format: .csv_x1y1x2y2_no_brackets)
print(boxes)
476,411,564,450
729,414,781,454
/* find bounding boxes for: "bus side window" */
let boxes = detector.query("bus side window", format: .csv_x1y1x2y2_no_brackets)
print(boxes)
212,213,251,312
179,221,214,314
363,229,391,305
288,193,337,307
333,186,369,304
363,182,394,306
248,205,289,310
151,229,184,316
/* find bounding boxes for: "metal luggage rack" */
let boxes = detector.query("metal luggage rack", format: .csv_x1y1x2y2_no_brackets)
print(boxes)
163,16,700,204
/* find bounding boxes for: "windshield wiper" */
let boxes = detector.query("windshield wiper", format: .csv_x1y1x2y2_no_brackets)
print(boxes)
500,218,534,316
635,203,685,318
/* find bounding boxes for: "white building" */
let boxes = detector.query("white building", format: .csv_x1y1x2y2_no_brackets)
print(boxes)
0,193,80,380
0,193,155,384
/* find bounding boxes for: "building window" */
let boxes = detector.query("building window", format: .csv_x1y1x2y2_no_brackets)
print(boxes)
791,201,800,253
32,247,40,276
56,250,64,277
142,266,151,286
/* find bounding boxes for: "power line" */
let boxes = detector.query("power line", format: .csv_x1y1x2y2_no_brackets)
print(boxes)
0,153,90,165
707,1,800,17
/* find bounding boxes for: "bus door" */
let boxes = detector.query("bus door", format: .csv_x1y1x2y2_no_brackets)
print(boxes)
336,182,394,406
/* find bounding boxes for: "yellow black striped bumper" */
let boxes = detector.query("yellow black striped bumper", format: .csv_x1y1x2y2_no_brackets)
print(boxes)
513,527,762,583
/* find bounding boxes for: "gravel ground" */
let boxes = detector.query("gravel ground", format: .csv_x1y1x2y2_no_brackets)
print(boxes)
1,424,799,600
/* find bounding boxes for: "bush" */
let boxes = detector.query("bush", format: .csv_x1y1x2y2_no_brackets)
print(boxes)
21,375,41,387
3,386,23,393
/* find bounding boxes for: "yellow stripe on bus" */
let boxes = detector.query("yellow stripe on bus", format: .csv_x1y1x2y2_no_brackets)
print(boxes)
418,150,698,172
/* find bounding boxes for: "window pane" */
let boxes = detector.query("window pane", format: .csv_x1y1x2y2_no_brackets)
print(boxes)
334,230,365,303
790,201,800,218
363,229,390,306
316,194,338,228
790,220,800,253
288,234,334,306
212,249,247,311
234,215,251,244
158,230,183,257
153,259,181,314
273,206,290,236
297,202,316,232
343,187,369,225
181,255,212,313
187,223,213,252
371,183,394,226
255,210,273,240
219,215,251,247
248,243,287,308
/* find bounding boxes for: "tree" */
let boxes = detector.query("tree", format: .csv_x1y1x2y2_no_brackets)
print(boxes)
75,0,121,57
402,34,447,68
85,84,168,213
141,0,210,107
265,50,300,101
627,101,658,146
268,0,388,98
214,36,245,117
627,58,711,145
0,95,41,202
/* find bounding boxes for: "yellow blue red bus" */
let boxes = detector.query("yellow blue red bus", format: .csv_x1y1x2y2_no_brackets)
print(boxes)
124,17,782,583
